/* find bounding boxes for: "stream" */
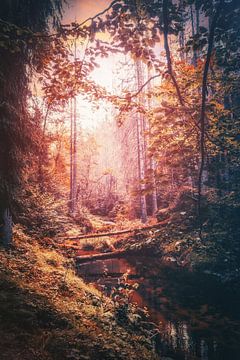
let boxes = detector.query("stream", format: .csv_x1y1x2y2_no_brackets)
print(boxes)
77,256,240,360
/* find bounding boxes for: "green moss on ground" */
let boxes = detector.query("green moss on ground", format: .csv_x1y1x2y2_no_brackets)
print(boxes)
0,227,157,360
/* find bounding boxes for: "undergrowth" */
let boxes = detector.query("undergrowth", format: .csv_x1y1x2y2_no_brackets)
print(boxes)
0,226,158,360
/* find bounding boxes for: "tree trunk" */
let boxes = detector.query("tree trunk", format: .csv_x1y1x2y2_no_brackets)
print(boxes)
197,0,224,234
70,39,78,214
190,4,198,67
69,98,73,211
0,207,12,247
38,103,51,190
147,66,158,214
72,95,77,213
136,59,147,223
162,0,184,107
178,0,185,61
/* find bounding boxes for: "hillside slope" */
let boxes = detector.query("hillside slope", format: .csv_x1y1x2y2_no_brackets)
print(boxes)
0,226,157,360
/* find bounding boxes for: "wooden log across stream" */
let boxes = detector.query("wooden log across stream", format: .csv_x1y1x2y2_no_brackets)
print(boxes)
71,218,171,264
75,249,128,264
61,217,171,242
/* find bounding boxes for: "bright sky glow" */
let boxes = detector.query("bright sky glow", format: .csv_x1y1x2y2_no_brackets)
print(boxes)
62,0,114,130
63,0,111,24
77,55,116,130
91,57,114,91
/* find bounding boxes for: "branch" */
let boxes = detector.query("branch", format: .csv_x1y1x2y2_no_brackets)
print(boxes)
101,74,161,122
119,73,161,100
73,0,120,30
161,0,221,146
0,1,120,40
162,0,203,137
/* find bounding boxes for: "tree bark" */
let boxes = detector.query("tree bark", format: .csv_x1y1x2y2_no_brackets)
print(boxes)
178,0,185,61
147,66,158,214
162,0,185,107
70,39,78,214
197,0,224,235
69,98,73,211
72,95,77,213
190,4,198,67
136,59,148,223
0,207,12,247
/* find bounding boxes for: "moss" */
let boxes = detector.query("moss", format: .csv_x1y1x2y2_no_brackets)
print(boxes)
0,228,157,360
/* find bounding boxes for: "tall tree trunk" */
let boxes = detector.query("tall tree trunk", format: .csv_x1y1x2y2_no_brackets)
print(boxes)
190,4,198,67
136,60,147,223
0,196,12,247
72,95,77,213
2,208,13,247
198,0,224,236
70,39,78,214
195,3,200,34
38,103,51,190
162,0,184,107
69,98,73,211
147,66,158,214
178,0,185,61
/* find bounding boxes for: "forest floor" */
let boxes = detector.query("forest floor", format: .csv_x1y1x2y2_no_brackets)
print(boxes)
0,225,158,360
1,191,239,360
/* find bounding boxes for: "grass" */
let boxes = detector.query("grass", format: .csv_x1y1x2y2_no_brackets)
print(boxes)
0,225,157,360
80,238,115,253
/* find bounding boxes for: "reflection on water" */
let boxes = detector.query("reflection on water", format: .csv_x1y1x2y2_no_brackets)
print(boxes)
78,258,134,277
77,257,240,360
155,320,217,360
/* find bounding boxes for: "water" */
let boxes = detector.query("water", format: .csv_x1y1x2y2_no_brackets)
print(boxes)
77,257,240,360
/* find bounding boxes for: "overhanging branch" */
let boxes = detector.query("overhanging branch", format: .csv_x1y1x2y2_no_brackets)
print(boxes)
73,0,120,30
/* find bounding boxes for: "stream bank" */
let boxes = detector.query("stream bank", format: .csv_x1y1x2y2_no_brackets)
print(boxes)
77,255,240,360
0,228,158,360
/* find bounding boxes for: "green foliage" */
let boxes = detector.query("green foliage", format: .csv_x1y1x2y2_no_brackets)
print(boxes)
16,184,68,237
111,272,140,324
0,0,64,221
1,0,240,240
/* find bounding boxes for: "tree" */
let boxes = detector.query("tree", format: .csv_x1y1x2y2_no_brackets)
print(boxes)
0,0,64,246
136,60,148,223
4,0,238,230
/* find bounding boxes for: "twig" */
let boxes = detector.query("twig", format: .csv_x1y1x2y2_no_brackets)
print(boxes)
73,0,119,31
118,74,161,100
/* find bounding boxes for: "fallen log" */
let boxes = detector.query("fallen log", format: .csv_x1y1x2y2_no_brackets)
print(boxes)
62,217,171,241
59,243,86,250
75,249,127,264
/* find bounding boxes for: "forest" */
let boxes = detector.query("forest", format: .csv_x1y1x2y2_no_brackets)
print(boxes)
0,0,240,359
